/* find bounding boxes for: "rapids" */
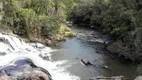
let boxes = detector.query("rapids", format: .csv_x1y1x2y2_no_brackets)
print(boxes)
0,33,80,80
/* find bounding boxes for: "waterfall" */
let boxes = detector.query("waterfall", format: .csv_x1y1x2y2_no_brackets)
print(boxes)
0,33,80,80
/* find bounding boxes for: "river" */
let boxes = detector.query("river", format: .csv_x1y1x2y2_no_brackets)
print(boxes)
51,27,138,80
0,27,139,80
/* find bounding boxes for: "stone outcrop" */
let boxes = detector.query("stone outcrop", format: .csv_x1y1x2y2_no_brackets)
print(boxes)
107,40,123,53
0,58,52,80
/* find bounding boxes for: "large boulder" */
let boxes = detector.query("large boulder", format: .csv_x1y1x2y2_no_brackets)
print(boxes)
90,76,124,80
0,58,52,80
107,40,123,53
135,76,142,80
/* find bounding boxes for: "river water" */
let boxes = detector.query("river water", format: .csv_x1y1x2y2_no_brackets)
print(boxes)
51,27,138,80
0,27,139,80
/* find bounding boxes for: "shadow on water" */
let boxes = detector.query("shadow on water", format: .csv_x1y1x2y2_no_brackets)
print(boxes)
51,27,138,80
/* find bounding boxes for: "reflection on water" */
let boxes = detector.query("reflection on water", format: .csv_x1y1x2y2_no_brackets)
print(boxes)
51,28,138,80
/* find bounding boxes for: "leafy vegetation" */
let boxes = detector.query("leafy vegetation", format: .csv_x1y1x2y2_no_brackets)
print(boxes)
0,0,75,43
69,0,142,61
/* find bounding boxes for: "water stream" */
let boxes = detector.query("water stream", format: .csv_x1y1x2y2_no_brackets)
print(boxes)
0,27,139,80
51,27,138,80
0,33,80,80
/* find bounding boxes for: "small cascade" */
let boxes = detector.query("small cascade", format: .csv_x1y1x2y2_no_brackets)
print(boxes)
0,33,80,80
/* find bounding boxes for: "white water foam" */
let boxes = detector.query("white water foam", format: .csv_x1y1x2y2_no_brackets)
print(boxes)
0,33,80,80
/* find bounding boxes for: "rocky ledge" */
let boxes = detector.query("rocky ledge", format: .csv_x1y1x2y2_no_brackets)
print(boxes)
0,58,52,80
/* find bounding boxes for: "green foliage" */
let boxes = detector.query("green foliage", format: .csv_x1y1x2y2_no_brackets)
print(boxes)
54,0,75,21
39,15,60,37
69,0,142,61
1,0,75,39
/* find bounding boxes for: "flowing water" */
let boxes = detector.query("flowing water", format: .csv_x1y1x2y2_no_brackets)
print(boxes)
51,27,139,80
0,27,139,80
0,33,80,80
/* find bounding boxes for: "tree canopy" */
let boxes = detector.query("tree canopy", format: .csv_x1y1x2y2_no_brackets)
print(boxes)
0,0,75,41
69,0,142,61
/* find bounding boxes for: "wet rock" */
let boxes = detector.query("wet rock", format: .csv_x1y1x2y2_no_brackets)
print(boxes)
81,59,92,65
0,58,52,80
107,40,123,54
96,51,100,53
103,65,109,69
135,76,142,80
17,69,50,80
90,76,124,80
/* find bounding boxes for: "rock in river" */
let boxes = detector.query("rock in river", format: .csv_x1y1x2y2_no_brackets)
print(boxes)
0,58,52,80
107,40,123,54
81,59,92,65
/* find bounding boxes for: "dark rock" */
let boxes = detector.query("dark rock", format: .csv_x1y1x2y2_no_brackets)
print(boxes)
103,65,109,69
96,51,100,53
39,67,52,78
107,40,123,54
14,58,37,68
90,76,124,80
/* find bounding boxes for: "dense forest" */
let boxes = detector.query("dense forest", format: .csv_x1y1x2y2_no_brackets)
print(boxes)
68,0,142,62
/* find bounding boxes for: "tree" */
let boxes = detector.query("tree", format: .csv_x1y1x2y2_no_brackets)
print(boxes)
69,0,142,61
1,0,75,40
